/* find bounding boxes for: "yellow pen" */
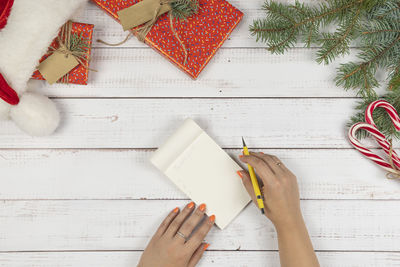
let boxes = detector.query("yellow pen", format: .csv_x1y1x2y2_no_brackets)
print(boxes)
242,137,265,214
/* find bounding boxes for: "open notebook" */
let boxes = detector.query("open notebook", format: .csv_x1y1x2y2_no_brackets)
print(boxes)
150,119,251,229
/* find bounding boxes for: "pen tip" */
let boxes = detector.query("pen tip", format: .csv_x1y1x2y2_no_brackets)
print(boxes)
261,208,265,214
242,137,246,147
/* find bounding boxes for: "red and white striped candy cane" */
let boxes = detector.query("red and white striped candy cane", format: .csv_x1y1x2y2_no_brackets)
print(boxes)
364,100,400,168
365,100,400,129
348,122,399,173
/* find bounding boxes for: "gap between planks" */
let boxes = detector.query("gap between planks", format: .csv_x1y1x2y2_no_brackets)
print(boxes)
1,249,400,253
48,97,362,99
2,199,400,201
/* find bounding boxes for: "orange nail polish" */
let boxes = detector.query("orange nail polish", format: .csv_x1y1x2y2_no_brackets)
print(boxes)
203,243,210,251
173,207,179,213
209,215,216,223
239,155,244,158
199,203,206,211
236,171,243,178
260,152,264,154
187,202,195,209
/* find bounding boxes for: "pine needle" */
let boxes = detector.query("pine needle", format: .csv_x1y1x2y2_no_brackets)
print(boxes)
170,0,199,20
250,0,400,140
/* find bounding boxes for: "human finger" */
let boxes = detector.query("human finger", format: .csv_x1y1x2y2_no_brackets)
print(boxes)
165,201,195,238
175,203,207,244
237,170,257,204
249,152,286,175
255,152,294,176
186,215,215,251
187,243,209,267
239,154,277,186
155,206,180,237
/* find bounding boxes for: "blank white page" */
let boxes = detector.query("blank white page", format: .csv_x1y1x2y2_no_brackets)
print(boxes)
150,119,251,229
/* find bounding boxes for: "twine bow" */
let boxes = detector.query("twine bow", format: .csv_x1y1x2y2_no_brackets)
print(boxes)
98,0,189,65
135,0,171,41
48,21,95,83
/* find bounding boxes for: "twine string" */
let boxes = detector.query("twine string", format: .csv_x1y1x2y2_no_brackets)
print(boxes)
97,32,134,47
47,21,96,83
135,0,168,41
169,12,188,65
97,0,189,65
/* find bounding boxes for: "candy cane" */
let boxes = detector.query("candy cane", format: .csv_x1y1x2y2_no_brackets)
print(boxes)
365,100,400,129
364,100,400,168
348,122,398,173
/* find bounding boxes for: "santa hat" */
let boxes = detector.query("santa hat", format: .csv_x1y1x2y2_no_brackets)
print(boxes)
0,0,87,136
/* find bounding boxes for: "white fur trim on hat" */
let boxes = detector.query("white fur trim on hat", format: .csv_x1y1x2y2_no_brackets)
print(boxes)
0,0,87,136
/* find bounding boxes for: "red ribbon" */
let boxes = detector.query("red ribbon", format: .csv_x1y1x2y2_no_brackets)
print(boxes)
0,0,14,29
0,73,19,105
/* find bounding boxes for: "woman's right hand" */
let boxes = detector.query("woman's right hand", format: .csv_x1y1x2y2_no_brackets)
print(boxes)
238,152,320,267
238,152,302,230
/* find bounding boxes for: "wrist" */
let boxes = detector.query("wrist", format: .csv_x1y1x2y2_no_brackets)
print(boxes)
273,214,306,234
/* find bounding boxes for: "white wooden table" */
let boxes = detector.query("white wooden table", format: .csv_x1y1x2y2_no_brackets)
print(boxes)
1,1,400,266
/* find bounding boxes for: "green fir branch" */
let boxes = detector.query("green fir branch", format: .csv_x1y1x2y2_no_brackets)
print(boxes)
316,7,361,64
250,0,363,53
69,33,89,53
251,0,400,140
350,91,400,139
170,0,199,20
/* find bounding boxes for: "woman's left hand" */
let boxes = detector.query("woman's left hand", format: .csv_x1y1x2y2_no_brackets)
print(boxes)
138,202,215,267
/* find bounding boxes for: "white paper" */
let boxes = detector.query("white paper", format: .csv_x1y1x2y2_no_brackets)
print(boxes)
150,119,251,229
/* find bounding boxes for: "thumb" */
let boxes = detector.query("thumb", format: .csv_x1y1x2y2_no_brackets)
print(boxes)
237,170,258,205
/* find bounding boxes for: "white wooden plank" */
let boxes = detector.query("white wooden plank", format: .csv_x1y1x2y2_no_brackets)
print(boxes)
0,149,397,200
1,251,399,267
0,98,364,148
36,48,381,98
77,0,325,49
0,200,399,251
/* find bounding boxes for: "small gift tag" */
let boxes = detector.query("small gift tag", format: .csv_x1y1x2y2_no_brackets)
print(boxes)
37,52,79,85
117,0,171,31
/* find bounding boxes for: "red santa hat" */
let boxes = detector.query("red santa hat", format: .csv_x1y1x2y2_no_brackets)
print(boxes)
0,0,87,136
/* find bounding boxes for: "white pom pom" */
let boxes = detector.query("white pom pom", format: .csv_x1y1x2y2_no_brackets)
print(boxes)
9,92,60,136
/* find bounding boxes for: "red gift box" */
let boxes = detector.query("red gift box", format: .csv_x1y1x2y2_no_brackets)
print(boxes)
32,22,94,85
92,0,243,79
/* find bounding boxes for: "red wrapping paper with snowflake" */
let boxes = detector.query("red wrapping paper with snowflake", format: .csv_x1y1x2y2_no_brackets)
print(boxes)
92,0,243,79
32,22,94,85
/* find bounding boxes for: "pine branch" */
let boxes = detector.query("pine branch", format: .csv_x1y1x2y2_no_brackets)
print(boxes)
389,65,400,90
350,90,400,139
250,0,363,54
336,35,400,96
377,2,400,18
170,0,199,20
70,33,89,51
251,0,400,140
316,7,362,64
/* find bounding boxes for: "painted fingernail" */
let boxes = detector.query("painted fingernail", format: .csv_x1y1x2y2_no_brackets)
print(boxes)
239,155,244,158
236,171,243,178
199,203,206,212
187,202,195,209
260,152,264,154
173,207,179,213
209,215,216,223
203,243,210,251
